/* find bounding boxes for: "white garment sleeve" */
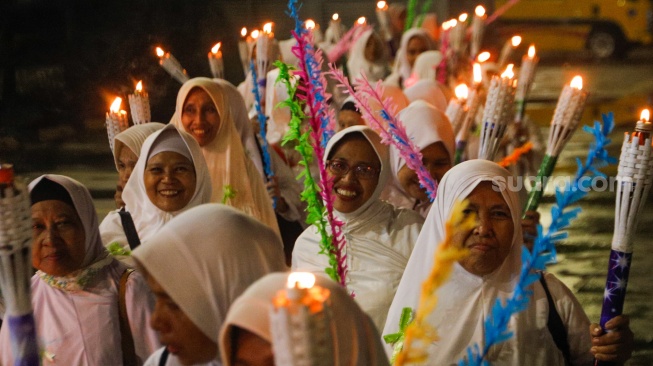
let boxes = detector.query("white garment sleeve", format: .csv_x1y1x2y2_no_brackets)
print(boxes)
99,210,129,250
270,147,306,225
125,271,161,364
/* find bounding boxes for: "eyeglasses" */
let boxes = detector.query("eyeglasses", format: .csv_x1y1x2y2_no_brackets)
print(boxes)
327,159,380,180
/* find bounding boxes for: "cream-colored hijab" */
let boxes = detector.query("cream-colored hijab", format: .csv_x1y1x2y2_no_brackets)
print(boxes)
391,28,435,89
170,77,279,236
219,273,389,366
112,122,166,170
133,204,286,357
346,29,388,83
403,79,448,112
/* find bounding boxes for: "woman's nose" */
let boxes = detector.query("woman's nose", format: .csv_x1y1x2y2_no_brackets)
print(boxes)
475,214,493,236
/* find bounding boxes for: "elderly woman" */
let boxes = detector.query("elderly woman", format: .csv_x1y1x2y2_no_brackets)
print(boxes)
292,126,424,331
0,175,160,365
219,273,389,365
100,124,212,253
171,77,279,237
133,204,286,365
384,160,633,365
384,28,435,89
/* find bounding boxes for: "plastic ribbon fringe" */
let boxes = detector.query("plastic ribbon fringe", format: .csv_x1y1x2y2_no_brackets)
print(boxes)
221,184,237,205
326,24,372,64
405,0,418,31
276,60,348,287
458,113,616,366
107,242,131,257
416,0,434,27
328,67,439,202
383,307,414,364
393,200,473,366
498,142,534,168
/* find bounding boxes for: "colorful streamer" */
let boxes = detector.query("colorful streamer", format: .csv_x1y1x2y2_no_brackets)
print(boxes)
458,113,616,366
416,0,433,27
498,142,534,168
329,67,439,202
326,24,372,64
404,0,418,31
383,307,414,363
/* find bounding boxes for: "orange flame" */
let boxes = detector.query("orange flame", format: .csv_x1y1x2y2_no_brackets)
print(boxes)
287,272,316,289
241,27,247,37
511,35,522,47
155,47,165,57
477,51,491,62
527,45,536,58
305,19,316,30
473,63,483,84
570,76,583,90
332,13,339,21
459,13,468,22
640,109,650,122
110,97,122,113
501,64,515,79
263,22,273,34
357,16,366,25
455,84,469,100
211,42,221,55
135,81,143,92
251,30,260,39
377,1,387,10
475,5,486,17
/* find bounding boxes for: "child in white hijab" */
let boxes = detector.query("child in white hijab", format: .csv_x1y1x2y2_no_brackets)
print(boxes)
292,126,423,331
219,273,390,366
133,204,286,366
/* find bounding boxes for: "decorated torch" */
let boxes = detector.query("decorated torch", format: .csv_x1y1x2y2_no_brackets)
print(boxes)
238,27,250,78
270,272,334,366
155,46,189,84
497,35,521,70
478,64,516,161
523,76,588,214
454,63,484,165
325,13,345,45
446,83,469,135
595,109,652,366
470,5,486,60
376,1,391,41
128,81,151,125
256,22,274,101
515,45,539,124
208,42,224,79
106,97,129,152
0,164,40,365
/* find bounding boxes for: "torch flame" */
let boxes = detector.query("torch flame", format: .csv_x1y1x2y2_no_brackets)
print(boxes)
511,35,522,47
211,42,221,55
528,45,536,58
263,22,273,34
475,5,486,17
641,109,650,122
241,27,247,37
155,47,165,57
442,20,452,31
251,30,260,39
110,97,122,113
570,76,583,90
287,272,316,289
450,19,458,28
459,13,468,22
136,81,143,92
377,1,387,10
357,17,366,25
455,84,469,100
332,13,339,21
473,63,483,84
305,19,316,30
477,51,491,62
501,64,515,79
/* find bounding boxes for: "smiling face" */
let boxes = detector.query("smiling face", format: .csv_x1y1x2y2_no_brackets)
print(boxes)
328,134,381,214
145,272,218,365
31,200,86,276
144,151,196,212
406,36,429,68
181,88,221,147
453,181,515,276
397,142,451,202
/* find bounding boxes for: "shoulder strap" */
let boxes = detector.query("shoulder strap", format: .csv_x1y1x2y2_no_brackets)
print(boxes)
118,207,141,249
159,348,170,366
539,273,572,366
119,268,137,365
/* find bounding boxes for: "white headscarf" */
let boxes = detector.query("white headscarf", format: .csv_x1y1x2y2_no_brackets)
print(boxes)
390,28,435,89
121,124,212,242
219,273,390,366
29,175,108,268
403,79,448,112
411,50,443,81
383,160,523,364
346,29,388,83
132,204,286,353
112,122,166,170
171,77,279,236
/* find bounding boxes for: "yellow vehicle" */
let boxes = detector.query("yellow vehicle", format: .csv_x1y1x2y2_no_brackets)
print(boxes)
490,0,653,58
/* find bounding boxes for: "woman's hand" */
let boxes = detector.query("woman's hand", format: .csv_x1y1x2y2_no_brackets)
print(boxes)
590,315,634,364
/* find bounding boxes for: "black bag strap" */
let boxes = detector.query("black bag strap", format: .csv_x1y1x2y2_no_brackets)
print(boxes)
118,207,141,249
159,348,170,366
539,273,572,366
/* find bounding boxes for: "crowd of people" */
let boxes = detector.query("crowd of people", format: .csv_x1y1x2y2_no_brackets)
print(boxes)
0,2,638,365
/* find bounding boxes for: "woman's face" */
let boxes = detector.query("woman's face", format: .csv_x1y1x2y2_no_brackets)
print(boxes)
328,136,381,213
31,200,86,276
397,142,451,202
181,88,221,147
145,272,218,364
364,34,384,63
116,145,138,190
144,151,196,212
406,36,429,68
337,110,365,131
453,181,515,276
232,328,274,366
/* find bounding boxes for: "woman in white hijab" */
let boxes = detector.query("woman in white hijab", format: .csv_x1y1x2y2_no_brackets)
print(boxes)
403,79,448,112
133,204,286,366
381,100,454,218
219,273,390,366
346,29,389,83
112,123,166,208
0,175,160,365
384,28,435,89
383,160,633,365
171,77,280,237
292,126,424,331
100,124,212,254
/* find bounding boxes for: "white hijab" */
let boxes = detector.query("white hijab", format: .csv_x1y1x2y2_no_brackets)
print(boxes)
411,50,443,81
219,273,390,366
403,79,448,112
171,77,279,236
389,28,435,89
132,204,286,355
112,122,166,170
383,160,523,364
121,124,212,241
346,29,388,83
